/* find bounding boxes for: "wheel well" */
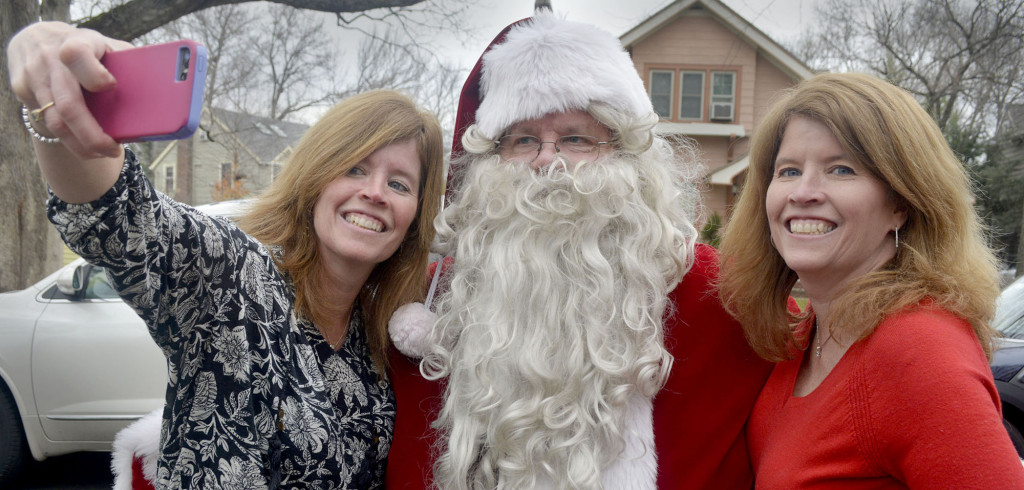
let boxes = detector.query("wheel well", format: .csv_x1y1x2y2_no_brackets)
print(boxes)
0,377,19,410
0,376,29,484
0,378,27,435
1004,400,1024,435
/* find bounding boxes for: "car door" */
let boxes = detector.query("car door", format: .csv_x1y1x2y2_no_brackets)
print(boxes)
31,264,167,443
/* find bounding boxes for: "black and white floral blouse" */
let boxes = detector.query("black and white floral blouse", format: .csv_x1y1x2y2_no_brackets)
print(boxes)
48,150,395,489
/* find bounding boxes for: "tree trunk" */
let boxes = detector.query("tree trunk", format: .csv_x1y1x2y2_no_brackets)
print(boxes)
0,0,66,292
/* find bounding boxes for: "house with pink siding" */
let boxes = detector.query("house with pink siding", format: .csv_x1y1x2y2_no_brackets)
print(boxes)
621,0,814,225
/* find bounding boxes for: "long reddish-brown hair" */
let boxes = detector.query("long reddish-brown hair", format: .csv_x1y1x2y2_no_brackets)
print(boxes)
718,73,1000,361
240,90,445,374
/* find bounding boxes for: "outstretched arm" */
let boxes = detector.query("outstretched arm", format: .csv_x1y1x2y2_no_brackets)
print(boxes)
7,21,132,203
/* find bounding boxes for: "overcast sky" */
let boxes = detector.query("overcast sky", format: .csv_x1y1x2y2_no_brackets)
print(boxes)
449,0,819,66
316,0,821,122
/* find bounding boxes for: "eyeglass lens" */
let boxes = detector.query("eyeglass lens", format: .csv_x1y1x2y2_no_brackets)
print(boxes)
499,135,601,156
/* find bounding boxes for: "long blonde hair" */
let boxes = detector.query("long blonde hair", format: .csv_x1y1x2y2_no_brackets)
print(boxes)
240,90,445,373
719,73,1000,361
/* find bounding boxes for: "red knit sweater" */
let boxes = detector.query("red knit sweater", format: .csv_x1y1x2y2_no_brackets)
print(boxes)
748,306,1024,489
385,244,772,489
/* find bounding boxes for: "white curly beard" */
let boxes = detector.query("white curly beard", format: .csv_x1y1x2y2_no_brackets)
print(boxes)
422,152,697,490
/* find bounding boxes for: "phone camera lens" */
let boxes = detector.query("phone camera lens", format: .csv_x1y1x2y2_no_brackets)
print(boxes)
177,47,191,81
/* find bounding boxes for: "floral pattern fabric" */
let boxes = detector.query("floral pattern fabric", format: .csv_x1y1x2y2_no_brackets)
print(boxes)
48,150,395,489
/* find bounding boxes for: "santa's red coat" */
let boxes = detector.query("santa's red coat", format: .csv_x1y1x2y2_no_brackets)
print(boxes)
385,244,772,489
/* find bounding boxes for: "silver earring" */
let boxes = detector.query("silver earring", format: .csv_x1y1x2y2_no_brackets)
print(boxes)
894,226,899,248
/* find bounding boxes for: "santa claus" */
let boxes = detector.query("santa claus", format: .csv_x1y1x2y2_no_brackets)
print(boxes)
385,11,772,490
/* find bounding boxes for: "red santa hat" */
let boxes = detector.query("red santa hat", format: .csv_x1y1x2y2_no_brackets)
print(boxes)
451,11,655,159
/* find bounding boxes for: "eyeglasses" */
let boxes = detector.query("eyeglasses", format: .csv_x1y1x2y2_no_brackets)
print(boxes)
495,134,612,159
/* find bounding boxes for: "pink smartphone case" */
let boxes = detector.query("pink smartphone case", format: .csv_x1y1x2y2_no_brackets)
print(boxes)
85,40,207,142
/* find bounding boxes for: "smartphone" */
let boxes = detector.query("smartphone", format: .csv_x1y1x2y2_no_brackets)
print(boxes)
84,40,207,142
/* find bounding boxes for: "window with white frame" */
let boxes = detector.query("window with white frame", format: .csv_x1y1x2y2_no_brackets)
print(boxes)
709,71,736,121
680,71,705,120
649,70,674,119
647,67,738,123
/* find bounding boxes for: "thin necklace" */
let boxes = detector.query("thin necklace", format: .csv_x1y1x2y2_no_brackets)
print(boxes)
327,330,344,350
815,322,834,358
319,322,347,351
322,305,354,351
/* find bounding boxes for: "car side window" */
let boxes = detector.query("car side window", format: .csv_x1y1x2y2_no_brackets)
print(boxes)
996,276,1024,340
84,266,119,300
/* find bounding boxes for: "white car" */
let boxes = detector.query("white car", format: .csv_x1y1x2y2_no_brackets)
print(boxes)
0,199,251,484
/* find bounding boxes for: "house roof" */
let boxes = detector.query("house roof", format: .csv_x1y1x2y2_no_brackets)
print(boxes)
656,121,745,138
620,0,814,82
205,108,309,164
710,153,749,185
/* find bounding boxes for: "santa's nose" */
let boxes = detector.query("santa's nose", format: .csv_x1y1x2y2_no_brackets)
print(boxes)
530,141,560,170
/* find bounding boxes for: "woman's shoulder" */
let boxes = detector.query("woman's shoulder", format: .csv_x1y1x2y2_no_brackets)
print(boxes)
856,304,988,374
873,304,975,345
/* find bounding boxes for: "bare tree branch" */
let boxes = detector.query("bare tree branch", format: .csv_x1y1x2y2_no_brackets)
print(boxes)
152,4,258,117
804,0,1024,135
335,0,471,66
76,0,429,41
350,27,463,145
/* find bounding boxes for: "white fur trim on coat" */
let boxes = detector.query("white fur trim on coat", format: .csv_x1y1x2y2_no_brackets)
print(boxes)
533,393,657,489
602,393,658,489
475,12,655,140
111,408,162,490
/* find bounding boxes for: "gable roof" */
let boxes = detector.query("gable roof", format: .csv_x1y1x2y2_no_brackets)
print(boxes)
620,0,814,82
205,108,309,164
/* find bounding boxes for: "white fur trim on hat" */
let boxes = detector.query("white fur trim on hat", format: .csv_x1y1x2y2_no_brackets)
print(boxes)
475,12,654,140
111,408,162,490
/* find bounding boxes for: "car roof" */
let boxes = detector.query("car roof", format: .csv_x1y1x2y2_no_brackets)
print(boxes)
61,199,253,271
195,199,254,219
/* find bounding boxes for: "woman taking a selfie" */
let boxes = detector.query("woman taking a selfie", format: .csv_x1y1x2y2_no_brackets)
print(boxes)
8,22,444,489
718,72,1024,487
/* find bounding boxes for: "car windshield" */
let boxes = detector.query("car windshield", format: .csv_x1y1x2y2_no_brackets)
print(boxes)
995,275,1024,340
84,266,119,299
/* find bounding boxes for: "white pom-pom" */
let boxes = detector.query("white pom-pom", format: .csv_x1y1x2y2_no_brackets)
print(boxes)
389,302,437,358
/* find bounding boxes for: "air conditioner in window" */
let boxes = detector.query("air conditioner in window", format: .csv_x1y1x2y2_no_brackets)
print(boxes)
710,102,734,121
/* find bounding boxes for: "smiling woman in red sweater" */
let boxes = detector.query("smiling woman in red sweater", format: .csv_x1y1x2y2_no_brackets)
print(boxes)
719,72,1024,488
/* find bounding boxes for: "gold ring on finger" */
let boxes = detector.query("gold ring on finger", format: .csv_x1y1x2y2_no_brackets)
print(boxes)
30,101,55,123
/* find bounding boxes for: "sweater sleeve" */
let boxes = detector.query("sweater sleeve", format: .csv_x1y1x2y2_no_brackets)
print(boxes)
851,308,1024,488
656,244,773,488
47,149,270,358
